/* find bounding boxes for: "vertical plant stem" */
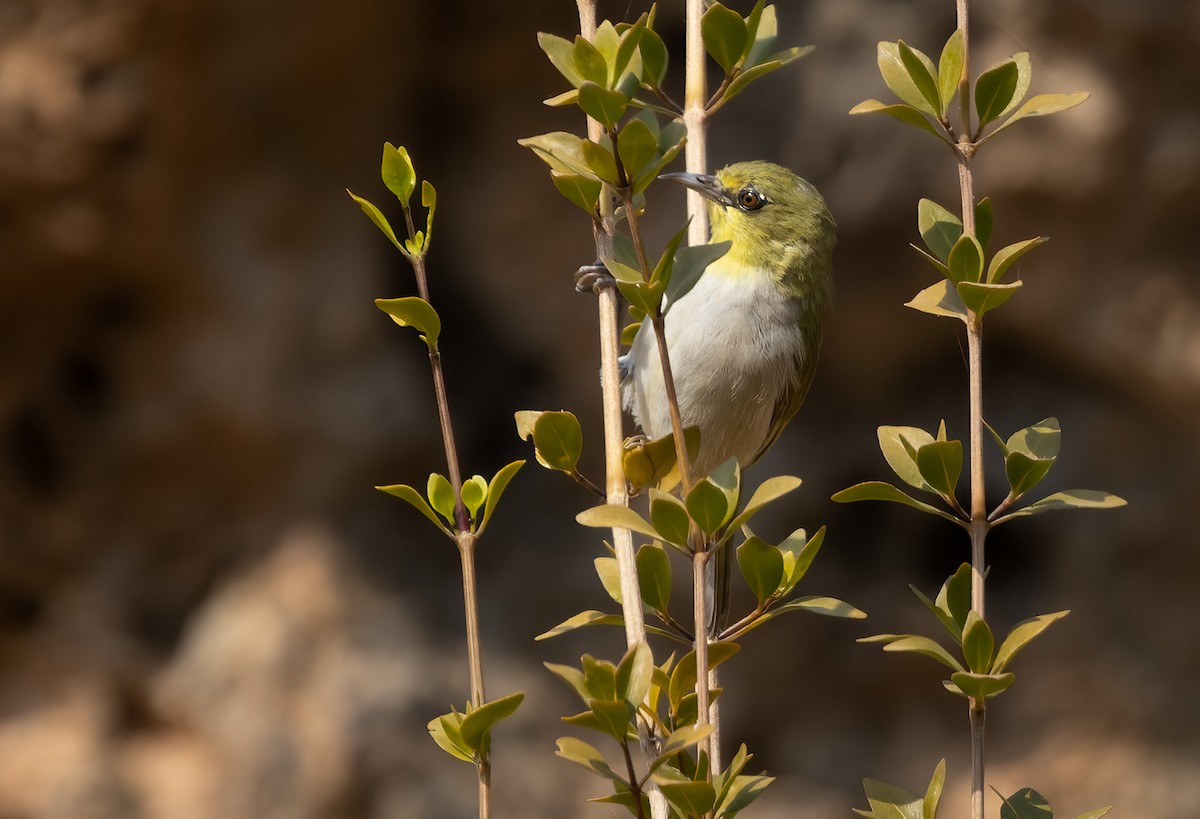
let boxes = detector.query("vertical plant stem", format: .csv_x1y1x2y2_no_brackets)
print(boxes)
684,0,720,781
575,4,667,818
406,243,488,816
457,532,489,817
955,2,987,818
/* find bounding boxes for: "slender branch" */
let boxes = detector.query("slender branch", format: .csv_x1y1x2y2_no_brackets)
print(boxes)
457,532,489,816
621,740,647,819
956,3,987,819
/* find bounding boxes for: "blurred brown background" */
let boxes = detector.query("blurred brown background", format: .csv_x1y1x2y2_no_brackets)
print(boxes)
1,0,1197,816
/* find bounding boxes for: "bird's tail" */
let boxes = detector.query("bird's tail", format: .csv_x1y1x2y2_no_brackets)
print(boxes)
706,539,734,638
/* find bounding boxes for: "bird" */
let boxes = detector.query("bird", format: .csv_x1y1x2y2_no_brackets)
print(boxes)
622,161,836,484
620,160,836,631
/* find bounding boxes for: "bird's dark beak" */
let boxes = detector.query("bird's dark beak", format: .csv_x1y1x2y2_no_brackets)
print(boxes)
658,171,736,208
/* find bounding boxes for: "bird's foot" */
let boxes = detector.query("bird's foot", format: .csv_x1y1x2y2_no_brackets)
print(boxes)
574,260,616,294
623,434,649,451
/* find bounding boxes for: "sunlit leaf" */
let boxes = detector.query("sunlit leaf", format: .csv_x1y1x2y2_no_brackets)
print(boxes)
638,27,668,87
993,489,1126,523
947,233,984,284
937,31,964,120
381,142,416,206
576,504,660,539
924,759,947,819
664,241,730,312
975,196,994,249
428,710,474,763
701,2,747,72
347,191,403,252
724,473,802,539
478,459,524,535
778,525,824,592
975,59,1019,129
849,99,949,143
656,779,716,816
637,541,672,612
736,536,784,605
898,40,942,117
461,692,524,754
958,280,1021,317
947,670,1015,700
916,439,963,501
858,776,924,819
877,425,935,492
538,32,582,88
532,410,583,472
578,81,629,129
998,787,1052,819
992,610,1070,673
961,610,995,674
860,633,964,672
426,473,456,525
375,483,454,538
668,641,739,711
719,46,813,108
461,475,487,524
832,481,966,526
556,736,627,786
650,723,714,772
616,116,658,182
572,36,608,86
649,489,690,547
551,171,601,215
917,198,963,262
984,92,1090,141
878,41,938,116
905,279,969,321
986,236,1048,283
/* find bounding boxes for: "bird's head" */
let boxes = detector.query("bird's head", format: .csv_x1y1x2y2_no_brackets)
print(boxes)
659,161,835,287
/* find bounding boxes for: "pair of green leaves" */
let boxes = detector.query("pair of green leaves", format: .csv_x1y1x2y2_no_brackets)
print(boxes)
833,419,1125,526
348,142,438,258
428,691,525,764
377,461,524,540
857,760,1111,819
862,563,1069,702
520,112,687,213
852,34,1088,145
538,15,648,127
699,1,813,115
602,222,732,321
907,197,1045,321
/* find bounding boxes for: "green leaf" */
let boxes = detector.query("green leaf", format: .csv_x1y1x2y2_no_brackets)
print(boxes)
917,198,963,263
479,459,524,535
947,670,1015,700
375,296,442,350
742,1,775,66
647,222,691,308
832,481,966,526
649,489,690,547
897,40,942,117
975,59,1020,129
538,32,582,88
421,180,436,248
616,116,658,182
611,15,646,86
1075,809,1112,819
859,776,924,819
975,197,994,250
724,474,803,540
578,81,629,129
986,237,1048,283
545,661,589,702
347,191,403,252
992,610,1070,673
550,172,601,215
958,280,1022,317
381,143,416,206
426,473,457,525
572,36,608,86
984,92,1090,140
555,736,627,786
460,692,524,754
519,131,598,180
668,641,740,711
718,773,774,817
461,475,487,524
577,503,660,539
594,557,623,605
947,233,984,284
531,410,583,472
994,489,1126,523
999,787,1052,819
686,461,739,534
909,584,962,643
877,425,935,492
924,759,946,819
637,541,672,612
938,563,973,635
537,610,623,641
701,3,747,73
582,654,619,702
729,595,865,639
1005,451,1053,500
778,525,824,593
916,439,963,502
849,99,949,143
861,634,964,672
878,41,938,116
720,46,813,109
580,139,620,185
664,241,731,313
736,536,784,605
937,31,964,119
657,779,717,816
638,27,668,87
961,610,995,674
906,279,969,321
651,723,714,772
428,711,474,763
375,483,454,538
1000,52,1034,119
1009,417,1061,459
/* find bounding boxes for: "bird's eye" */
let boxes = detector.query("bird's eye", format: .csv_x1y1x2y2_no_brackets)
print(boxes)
737,188,765,211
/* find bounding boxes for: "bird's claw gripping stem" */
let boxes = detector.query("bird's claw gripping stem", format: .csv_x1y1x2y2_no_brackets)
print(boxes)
574,260,616,294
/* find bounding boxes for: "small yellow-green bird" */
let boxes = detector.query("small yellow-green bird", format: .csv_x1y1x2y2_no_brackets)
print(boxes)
623,161,836,482
621,161,836,629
